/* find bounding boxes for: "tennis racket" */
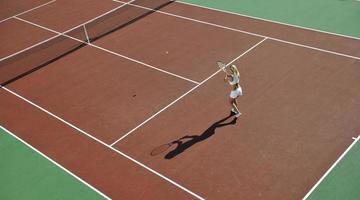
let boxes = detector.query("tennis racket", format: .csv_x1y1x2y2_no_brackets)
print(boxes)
216,61,227,73
150,142,174,156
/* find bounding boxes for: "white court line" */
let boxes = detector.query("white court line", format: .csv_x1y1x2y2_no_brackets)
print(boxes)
110,37,268,146
302,135,360,200
113,0,360,60
0,0,56,24
177,1,360,41
4,2,358,198
0,34,60,62
88,44,200,84
0,125,111,200
12,17,200,85
0,86,204,200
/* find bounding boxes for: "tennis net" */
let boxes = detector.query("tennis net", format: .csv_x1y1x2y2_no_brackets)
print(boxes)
0,0,173,86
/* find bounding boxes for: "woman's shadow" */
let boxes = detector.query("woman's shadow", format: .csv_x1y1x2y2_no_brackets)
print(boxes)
164,112,237,159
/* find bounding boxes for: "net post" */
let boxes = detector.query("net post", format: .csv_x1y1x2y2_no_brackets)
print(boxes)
83,25,90,43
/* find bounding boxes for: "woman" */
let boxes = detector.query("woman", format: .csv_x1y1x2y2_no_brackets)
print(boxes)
224,64,242,117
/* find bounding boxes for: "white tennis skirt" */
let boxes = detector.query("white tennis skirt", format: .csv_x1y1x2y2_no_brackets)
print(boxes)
230,87,243,98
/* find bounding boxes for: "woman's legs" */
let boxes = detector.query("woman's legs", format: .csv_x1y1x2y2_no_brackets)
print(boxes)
229,97,241,116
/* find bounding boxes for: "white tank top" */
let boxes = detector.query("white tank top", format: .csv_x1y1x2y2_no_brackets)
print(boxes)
229,75,239,85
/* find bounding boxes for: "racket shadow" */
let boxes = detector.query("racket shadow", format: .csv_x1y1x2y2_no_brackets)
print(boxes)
163,112,237,159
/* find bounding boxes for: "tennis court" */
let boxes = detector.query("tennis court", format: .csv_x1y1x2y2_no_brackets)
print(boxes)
1,0,359,199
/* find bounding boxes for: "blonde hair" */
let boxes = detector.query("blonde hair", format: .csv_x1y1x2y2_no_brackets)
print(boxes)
229,64,240,77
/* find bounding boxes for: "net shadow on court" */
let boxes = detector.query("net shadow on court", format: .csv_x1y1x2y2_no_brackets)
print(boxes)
0,0,174,86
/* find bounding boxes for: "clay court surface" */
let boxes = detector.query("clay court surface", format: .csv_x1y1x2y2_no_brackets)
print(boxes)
1,0,359,199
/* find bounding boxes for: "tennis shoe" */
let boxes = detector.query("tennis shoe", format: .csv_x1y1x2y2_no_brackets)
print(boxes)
231,108,237,114
235,112,241,118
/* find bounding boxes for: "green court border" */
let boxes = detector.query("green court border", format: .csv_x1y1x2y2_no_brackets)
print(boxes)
304,135,360,199
178,0,360,40
0,126,108,200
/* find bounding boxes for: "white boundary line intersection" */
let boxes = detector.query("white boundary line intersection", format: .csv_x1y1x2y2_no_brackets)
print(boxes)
0,0,56,24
